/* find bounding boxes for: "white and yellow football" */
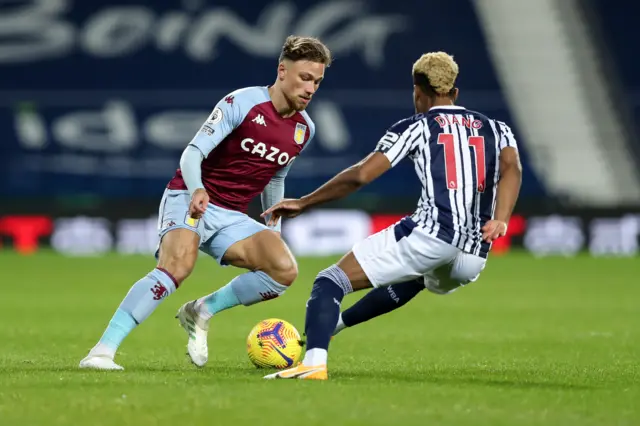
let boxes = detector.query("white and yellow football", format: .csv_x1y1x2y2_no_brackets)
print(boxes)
246,318,304,369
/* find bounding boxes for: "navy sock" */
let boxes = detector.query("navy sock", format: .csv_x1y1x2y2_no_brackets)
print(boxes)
342,279,424,327
305,265,353,351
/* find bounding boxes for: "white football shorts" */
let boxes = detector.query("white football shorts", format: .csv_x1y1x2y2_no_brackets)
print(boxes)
352,217,487,295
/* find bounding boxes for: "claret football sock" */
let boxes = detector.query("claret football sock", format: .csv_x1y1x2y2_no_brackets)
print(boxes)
334,279,424,335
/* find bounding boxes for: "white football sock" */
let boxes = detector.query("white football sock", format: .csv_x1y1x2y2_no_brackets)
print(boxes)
303,348,327,366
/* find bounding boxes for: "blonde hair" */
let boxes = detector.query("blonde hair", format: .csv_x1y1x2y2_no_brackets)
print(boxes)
412,52,459,95
279,35,332,66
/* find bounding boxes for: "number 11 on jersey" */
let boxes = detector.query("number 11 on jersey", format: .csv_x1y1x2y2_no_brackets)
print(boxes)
437,133,486,193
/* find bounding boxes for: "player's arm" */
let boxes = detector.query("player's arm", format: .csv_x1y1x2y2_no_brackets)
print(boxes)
261,118,419,224
493,147,522,223
261,152,390,225
493,122,522,223
180,146,206,195
482,122,522,242
298,152,390,209
180,97,242,195
261,123,315,230
260,164,289,232
182,94,243,217
297,118,419,210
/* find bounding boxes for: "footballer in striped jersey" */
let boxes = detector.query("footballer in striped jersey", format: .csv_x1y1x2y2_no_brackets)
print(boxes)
262,52,522,380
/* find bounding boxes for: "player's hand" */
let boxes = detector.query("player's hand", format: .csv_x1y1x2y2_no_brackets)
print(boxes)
481,220,508,243
189,188,209,219
261,198,305,226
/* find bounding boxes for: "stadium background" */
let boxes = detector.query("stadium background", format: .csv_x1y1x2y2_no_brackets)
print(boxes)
2,0,639,258
1,2,639,425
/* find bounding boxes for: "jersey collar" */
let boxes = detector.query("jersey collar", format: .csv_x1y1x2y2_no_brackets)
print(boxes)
429,105,465,111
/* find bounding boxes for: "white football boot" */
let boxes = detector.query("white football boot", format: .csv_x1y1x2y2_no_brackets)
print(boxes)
79,354,124,371
176,301,209,367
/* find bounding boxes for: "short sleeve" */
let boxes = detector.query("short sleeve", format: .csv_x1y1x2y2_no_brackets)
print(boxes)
496,121,518,151
375,116,424,167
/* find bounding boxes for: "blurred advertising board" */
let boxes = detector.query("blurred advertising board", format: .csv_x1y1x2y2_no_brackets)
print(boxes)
2,208,639,257
0,0,545,199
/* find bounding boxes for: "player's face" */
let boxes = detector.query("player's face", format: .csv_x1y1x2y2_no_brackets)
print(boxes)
281,60,325,111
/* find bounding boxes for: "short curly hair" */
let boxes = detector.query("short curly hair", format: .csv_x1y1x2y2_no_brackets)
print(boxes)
279,35,332,66
412,52,459,96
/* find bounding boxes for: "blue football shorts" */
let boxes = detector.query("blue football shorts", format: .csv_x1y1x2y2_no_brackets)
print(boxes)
155,189,268,265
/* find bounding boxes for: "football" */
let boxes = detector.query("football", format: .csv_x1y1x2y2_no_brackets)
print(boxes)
246,318,304,369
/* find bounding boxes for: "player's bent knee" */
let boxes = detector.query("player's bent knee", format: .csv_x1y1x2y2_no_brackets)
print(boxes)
449,269,479,286
314,264,354,294
423,275,457,295
266,255,298,287
335,251,369,291
423,268,465,296
427,267,481,295
157,252,197,284
158,256,196,285
157,229,199,284
450,259,484,286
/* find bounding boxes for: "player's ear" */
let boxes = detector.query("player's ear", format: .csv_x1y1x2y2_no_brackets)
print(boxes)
452,88,459,102
277,62,287,81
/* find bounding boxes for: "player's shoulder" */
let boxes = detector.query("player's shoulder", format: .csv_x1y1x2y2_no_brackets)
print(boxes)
297,110,315,136
386,113,426,134
463,108,513,130
459,107,491,121
466,111,517,146
221,86,271,111
494,118,515,134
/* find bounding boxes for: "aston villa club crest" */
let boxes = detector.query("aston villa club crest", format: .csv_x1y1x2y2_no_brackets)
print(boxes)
294,123,307,144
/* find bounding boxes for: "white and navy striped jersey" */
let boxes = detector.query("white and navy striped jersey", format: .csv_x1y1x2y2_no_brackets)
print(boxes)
375,105,518,258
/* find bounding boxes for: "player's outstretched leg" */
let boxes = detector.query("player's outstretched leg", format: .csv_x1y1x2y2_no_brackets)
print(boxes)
178,229,297,367
264,252,370,380
79,229,198,370
333,279,425,335
176,270,289,367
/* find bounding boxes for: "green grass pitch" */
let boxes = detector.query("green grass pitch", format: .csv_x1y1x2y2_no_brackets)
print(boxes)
0,251,638,425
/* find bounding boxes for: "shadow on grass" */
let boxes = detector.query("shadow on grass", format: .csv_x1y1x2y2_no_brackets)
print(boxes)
0,364,608,391
0,362,269,376
333,369,598,390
